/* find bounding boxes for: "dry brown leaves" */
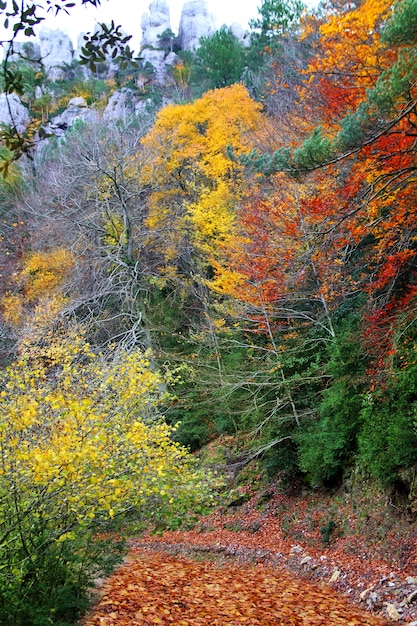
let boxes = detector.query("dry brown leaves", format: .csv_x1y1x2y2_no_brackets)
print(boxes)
83,547,388,625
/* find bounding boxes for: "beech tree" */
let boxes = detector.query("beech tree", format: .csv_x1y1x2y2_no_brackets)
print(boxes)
140,84,262,282
231,0,417,481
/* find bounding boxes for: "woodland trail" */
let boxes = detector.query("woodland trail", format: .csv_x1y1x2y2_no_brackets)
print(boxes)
81,483,417,625
83,545,388,625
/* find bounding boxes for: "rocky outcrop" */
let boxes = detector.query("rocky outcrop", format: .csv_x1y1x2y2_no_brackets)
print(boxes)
45,96,98,137
103,89,137,121
141,48,168,84
135,98,155,117
6,2,241,86
165,51,179,66
39,29,74,80
141,0,172,48
178,0,216,50
230,22,251,47
399,465,417,516
140,0,175,83
0,93,30,133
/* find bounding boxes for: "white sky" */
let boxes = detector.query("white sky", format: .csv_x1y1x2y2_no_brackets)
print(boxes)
25,1,264,52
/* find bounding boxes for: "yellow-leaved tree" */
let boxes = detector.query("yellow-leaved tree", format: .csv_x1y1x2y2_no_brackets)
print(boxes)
140,84,262,281
0,338,214,624
1,247,75,356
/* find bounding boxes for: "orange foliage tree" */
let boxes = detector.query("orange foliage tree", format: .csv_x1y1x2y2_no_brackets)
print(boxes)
242,0,417,381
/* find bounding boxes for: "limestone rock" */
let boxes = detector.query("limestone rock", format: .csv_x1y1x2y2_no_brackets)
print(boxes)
178,0,216,51
165,51,179,67
365,592,381,611
135,98,155,116
329,568,341,583
360,586,375,601
103,90,137,121
39,29,74,80
47,97,97,136
0,93,30,133
407,589,417,604
385,602,401,621
141,48,167,84
230,22,251,47
141,0,172,48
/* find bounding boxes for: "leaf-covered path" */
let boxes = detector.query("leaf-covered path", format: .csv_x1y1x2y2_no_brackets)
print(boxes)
83,546,388,625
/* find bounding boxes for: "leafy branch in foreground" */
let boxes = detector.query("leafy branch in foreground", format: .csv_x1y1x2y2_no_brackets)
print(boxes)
0,0,139,173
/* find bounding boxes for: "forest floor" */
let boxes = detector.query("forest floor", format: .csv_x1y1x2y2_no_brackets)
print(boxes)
82,442,417,625
82,489,417,625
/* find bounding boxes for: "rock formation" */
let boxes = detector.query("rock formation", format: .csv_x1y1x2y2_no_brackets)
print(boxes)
46,96,98,137
0,93,30,134
103,89,137,121
142,48,169,84
178,0,216,51
141,0,172,48
140,0,175,84
39,29,74,80
164,51,179,67
230,22,251,47
6,2,246,85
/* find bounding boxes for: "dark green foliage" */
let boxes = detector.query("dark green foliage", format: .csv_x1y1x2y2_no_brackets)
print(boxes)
262,438,301,481
296,317,366,486
79,21,139,73
240,147,292,175
0,529,125,626
157,29,179,54
368,48,417,115
358,365,417,485
192,28,247,92
382,0,417,45
356,315,417,484
293,127,333,170
249,0,306,37
320,520,337,545
297,382,362,485
240,127,333,175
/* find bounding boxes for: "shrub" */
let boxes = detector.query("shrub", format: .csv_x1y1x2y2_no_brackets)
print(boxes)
0,341,214,623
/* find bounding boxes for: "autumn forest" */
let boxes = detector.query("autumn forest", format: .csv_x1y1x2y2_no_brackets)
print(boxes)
0,0,416,623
